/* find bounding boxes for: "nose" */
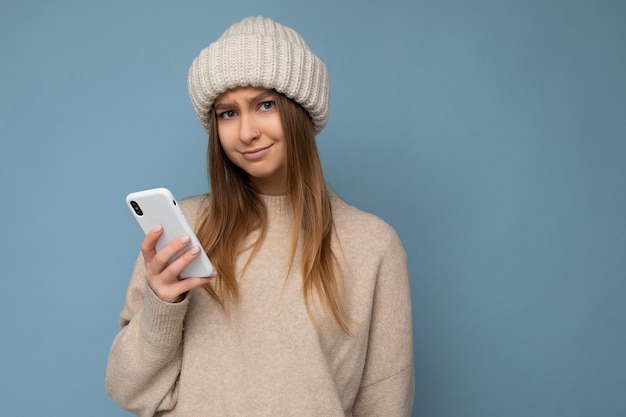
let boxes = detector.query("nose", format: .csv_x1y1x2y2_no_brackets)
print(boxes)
239,115,259,144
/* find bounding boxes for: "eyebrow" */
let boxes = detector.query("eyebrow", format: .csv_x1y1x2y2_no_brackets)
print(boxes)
214,90,275,111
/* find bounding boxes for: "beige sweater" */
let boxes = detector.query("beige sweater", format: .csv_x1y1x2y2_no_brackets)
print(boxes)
106,193,414,416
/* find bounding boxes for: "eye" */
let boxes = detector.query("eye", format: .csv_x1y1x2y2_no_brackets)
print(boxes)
218,110,237,120
259,101,275,111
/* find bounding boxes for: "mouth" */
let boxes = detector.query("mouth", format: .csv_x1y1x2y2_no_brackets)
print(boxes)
242,144,273,160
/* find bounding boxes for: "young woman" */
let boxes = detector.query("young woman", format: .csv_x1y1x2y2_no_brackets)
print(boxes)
106,16,414,417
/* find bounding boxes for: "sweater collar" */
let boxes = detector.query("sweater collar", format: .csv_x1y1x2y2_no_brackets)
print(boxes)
259,194,292,234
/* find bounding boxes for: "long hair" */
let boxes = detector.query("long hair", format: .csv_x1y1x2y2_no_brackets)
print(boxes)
195,90,350,333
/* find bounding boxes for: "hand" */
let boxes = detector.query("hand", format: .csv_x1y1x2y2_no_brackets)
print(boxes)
140,225,214,303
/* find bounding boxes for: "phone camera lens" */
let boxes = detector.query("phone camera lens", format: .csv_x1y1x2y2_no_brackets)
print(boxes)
130,201,143,216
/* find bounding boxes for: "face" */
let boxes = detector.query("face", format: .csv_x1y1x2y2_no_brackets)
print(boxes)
214,87,286,195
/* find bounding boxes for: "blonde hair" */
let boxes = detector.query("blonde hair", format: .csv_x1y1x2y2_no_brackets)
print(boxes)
195,90,350,333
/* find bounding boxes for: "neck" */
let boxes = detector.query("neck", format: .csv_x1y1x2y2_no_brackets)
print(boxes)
252,177,285,196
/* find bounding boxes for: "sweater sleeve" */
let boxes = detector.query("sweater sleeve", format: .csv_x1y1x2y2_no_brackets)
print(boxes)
105,254,189,417
352,229,415,417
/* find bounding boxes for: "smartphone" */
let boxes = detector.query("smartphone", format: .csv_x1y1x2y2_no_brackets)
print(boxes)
126,187,215,279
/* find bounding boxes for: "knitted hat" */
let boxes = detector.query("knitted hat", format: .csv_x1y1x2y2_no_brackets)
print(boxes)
188,16,330,134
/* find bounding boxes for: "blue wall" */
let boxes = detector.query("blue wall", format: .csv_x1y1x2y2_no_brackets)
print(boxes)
1,1,625,416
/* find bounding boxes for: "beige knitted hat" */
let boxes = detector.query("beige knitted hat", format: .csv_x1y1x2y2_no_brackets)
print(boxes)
188,16,330,134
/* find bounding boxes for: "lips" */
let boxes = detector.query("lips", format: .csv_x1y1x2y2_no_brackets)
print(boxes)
242,144,273,161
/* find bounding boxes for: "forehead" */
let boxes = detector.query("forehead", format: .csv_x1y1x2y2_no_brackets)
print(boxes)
214,86,272,104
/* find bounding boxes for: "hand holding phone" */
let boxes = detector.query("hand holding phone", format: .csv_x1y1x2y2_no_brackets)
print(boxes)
126,188,215,303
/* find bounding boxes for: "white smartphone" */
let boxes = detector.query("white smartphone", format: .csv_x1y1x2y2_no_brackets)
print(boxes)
126,187,215,279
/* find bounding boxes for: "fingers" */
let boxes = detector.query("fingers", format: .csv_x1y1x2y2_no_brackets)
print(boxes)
140,225,163,263
148,235,194,276
140,225,214,303
155,241,201,279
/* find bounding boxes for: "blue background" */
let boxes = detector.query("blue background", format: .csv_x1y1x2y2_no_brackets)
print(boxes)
1,0,625,416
